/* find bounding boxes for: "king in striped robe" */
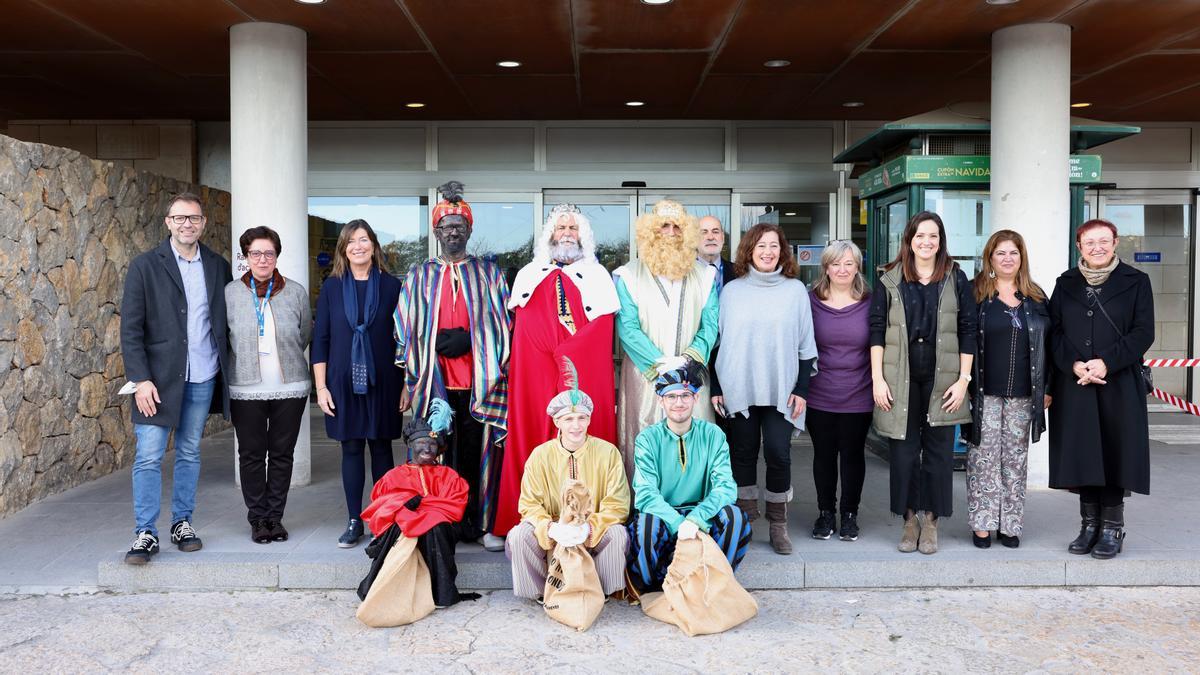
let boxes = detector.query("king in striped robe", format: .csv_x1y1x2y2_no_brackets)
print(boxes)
394,255,512,541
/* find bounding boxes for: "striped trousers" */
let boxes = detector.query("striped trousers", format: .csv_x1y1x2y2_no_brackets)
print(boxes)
504,521,629,600
627,504,752,592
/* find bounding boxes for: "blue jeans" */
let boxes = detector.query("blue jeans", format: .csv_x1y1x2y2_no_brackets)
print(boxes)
132,379,215,536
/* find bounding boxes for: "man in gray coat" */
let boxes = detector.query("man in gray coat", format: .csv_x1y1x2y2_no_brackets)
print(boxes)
120,192,231,564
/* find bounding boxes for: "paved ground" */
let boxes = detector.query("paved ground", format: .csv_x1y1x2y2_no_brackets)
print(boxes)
2,587,1198,673
2,409,1199,591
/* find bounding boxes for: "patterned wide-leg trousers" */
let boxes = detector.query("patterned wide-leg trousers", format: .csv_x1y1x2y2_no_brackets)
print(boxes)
967,395,1032,536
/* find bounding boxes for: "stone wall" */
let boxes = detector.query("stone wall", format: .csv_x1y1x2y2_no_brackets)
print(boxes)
0,133,231,517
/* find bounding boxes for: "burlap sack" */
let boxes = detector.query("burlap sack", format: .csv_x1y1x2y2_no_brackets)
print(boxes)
640,531,758,636
542,479,605,631
356,534,436,627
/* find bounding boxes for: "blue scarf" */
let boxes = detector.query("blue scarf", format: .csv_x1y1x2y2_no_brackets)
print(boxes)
343,268,379,395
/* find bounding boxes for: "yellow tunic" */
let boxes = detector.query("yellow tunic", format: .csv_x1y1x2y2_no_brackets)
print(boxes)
518,436,631,550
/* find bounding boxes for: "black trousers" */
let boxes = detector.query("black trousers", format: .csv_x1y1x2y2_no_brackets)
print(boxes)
888,343,955,518
230,396,308,522
806,408,872,513
727,405,794,494
419,522,465,607
445,389,486,540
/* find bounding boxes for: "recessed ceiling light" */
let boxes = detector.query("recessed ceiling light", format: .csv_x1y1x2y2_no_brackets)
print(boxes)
641,0,673,4
985,0,1020,4
1071,102,1092,108
764,59,791,68
405,102,425,108
295,0,327,4
625,101,645,107
497,60,521,68
842,101,865,108
784,212,797,216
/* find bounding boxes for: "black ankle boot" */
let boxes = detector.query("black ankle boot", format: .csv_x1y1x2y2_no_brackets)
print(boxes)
1091,503,1125,560
1067,501,1101,555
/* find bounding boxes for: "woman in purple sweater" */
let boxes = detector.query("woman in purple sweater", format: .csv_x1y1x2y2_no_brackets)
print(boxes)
806,241,875,541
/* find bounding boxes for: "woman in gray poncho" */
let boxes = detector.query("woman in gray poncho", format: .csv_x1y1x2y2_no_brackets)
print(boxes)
711,223,817,555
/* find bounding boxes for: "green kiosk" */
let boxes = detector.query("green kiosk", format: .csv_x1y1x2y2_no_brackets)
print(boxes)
835,106,1139,467
834,106,1140,282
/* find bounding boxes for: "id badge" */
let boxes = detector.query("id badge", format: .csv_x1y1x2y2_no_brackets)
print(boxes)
258,334,272,355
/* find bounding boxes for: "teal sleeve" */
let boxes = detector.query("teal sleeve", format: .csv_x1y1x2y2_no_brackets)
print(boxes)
632,430,686,533
683,286,720,364
615,276,664,380
687,428,737,531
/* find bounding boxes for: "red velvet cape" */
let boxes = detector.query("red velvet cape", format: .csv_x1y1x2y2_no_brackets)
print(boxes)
361,463,469,538
492,270,616,536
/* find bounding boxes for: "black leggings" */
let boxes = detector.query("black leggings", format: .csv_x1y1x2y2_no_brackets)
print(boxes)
1079,486,1125,507
806,408,872,513
341,439,395,519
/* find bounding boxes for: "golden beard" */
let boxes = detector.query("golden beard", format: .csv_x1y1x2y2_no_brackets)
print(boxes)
635,212,701,280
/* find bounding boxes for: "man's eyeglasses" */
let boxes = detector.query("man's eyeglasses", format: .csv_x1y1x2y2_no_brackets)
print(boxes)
434,223,468,233
247,251,277,261
662,392,695,404
168,215,205,225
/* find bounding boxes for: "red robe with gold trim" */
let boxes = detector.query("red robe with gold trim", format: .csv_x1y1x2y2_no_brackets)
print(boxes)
493,267,617,536
361,463,469,538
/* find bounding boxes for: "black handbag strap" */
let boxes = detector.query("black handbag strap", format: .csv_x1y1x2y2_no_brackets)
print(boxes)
1084,286,1122,336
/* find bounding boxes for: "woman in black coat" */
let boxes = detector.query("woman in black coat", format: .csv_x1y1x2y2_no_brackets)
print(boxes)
1049,218,1154,560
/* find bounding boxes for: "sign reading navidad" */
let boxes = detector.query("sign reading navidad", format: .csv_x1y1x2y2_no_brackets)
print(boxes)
858,155,1103,198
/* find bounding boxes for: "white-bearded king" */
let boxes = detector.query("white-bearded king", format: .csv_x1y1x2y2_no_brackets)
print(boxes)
612,200,719,478
492,204,620,537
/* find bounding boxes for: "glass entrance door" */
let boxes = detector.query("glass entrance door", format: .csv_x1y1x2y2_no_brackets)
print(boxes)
1095,191,1194,400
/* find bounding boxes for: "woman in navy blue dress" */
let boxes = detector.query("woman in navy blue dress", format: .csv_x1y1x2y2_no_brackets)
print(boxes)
312,219,404,548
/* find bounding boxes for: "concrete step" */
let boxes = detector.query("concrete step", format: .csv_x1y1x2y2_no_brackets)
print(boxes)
96,544,1200,592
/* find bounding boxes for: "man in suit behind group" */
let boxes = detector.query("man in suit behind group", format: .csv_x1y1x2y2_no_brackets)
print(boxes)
120,192,231,564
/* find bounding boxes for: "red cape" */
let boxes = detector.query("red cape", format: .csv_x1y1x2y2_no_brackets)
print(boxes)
361,463,469,538
493,270,616,536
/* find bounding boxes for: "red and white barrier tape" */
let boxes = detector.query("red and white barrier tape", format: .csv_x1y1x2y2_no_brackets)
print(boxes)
1143,359,1200,415
1143,358,1200,368
1151,388,1200,416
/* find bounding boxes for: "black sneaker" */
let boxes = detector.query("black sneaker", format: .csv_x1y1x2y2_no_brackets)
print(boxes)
170,519,203,552
338,518,364,548
124,530,159,565
812,510,835,540
839,512,860,542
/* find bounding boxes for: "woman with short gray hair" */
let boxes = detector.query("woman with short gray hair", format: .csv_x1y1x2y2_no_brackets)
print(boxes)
225,226,311,545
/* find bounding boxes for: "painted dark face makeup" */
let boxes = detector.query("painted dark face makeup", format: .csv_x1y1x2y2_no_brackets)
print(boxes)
434,214,471,257
411,438,442,465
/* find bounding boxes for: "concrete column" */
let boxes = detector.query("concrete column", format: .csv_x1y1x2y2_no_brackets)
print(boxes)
230,22,311,486
991,23,1071,487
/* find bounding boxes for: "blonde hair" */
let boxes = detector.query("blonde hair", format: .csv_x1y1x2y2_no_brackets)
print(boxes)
973,230,1045,303
634,199,701,280
811,240,868,301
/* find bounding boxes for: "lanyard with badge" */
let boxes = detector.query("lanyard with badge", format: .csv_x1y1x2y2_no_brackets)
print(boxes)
251,278,273,355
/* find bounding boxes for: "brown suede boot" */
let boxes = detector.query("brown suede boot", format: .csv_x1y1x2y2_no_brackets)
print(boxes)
917,512,938,554
736,487,760,522
765,501,793,555
898,515,919,553
736,498,760,523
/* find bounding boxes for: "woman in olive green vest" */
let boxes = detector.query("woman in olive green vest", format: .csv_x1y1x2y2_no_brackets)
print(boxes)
868,212,976,554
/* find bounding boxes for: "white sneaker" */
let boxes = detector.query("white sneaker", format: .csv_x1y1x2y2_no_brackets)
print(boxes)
479,533,505,552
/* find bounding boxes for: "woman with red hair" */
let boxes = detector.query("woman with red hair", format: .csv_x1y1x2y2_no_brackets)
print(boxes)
1049,219,1154,560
